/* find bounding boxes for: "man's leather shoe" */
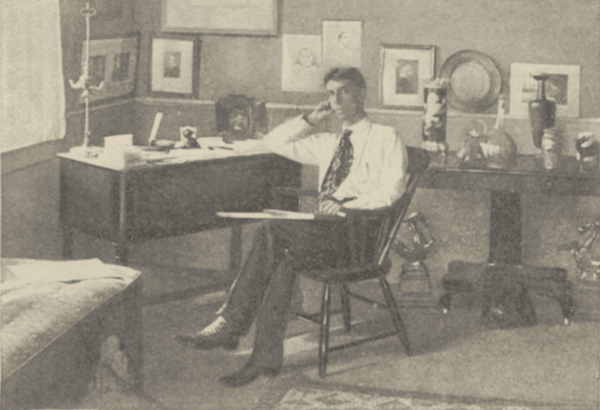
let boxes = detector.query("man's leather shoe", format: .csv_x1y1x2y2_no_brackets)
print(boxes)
173,316,239,350
219,361,279,388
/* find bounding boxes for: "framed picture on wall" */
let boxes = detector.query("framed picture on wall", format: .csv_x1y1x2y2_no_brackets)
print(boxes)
379,44,436,110
78,33,140,104
509,62,580,118
322,20,362,71
150,34,201,98
161,0,278,36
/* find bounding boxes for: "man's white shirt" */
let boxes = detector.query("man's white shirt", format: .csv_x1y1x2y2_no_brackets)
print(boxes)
265,115,408,210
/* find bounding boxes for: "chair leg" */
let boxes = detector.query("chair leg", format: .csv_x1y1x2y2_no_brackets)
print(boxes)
318,283,332,378
340,284,352,333
379,277,412,355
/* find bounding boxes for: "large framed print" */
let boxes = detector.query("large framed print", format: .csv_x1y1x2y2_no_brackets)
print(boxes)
150,35,201,98
81,34,139,104
509,62,580,118
161,0,278,36
379,44,436,110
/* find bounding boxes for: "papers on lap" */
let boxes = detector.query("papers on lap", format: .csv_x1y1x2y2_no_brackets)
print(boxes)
216,209,345,220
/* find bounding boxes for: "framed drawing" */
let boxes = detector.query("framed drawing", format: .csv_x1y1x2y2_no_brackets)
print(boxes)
150,34,201,98
161,0,278,36
379,44,436,109
281,34,323,93
322,20,362,71
81,33,139,104
509,63,580,118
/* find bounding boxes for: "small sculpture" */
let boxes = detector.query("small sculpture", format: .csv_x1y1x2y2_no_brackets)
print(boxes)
392,212,436,306
81,335,164,410
558,221,600,282
392,212,436,268
176,126,200,149
575,132,599,172
457,119,488,164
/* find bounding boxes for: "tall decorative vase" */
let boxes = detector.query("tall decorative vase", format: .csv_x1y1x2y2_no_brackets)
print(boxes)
528,74,556,149
422,82,448,155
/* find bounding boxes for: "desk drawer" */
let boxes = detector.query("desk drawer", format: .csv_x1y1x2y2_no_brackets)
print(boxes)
127,156,298,241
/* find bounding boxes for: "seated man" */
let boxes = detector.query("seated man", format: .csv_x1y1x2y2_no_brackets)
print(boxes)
173,67,408,387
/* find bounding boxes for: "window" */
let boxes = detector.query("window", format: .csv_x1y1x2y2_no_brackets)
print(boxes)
1,0,65,153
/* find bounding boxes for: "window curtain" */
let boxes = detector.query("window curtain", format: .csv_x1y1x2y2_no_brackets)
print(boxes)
1,0,65,153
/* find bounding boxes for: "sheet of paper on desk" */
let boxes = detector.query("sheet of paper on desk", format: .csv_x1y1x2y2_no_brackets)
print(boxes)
199,137,270,154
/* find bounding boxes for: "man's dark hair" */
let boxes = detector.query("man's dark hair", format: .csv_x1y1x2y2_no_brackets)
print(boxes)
324,67,366,90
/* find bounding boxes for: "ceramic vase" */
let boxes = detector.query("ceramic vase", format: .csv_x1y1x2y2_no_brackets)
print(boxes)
528,74,556,149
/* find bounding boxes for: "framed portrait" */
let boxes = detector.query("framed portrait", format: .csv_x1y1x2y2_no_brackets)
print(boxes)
80,33,139,104
161,0,278,36
150,35,201,98
215,94,267,142
379,44,436,109
322,20,362,71
509,63,580,118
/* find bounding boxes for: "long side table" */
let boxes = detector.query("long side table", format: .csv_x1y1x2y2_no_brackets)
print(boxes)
58,151,301,269
418,153,599,324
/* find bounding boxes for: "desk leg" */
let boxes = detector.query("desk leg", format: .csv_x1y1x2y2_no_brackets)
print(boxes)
489,191,521,264
229,225,243,274
62,226,74,260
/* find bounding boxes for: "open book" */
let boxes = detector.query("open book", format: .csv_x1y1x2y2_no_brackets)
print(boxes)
216,209,346,220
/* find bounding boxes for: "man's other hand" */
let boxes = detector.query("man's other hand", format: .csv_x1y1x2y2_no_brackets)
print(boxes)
318,196,343,215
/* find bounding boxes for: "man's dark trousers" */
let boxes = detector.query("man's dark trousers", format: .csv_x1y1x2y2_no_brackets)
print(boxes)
217,218,351,371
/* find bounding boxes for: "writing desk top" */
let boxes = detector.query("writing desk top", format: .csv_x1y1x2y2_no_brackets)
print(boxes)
57,140,273,172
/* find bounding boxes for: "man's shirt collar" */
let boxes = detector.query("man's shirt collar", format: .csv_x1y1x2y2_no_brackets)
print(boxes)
342,116,370,136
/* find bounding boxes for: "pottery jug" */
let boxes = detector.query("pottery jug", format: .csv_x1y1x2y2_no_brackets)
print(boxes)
528,74,556,149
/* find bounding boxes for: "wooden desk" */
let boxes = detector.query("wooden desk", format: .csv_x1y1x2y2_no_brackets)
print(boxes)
58,152,301,267
420,154,599,264
419,153,599,323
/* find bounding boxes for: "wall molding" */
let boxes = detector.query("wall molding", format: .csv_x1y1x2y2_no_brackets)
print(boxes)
66,98,136,118
136,97,600,124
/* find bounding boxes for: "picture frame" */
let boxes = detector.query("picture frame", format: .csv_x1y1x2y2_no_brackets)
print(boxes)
379,44,436,109
150,34,201,98
81,33,140,104
215,94,267,142
93,0,123,21
509,62,580,118
322,20,362,71
161,0,278,36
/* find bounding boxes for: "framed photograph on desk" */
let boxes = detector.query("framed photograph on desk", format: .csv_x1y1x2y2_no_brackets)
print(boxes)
150,34,201,98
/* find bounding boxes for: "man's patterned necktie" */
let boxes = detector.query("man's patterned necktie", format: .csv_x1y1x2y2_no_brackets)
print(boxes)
319,129,353,204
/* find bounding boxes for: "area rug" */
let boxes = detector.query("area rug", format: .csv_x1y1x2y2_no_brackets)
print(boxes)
270,387,577,410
